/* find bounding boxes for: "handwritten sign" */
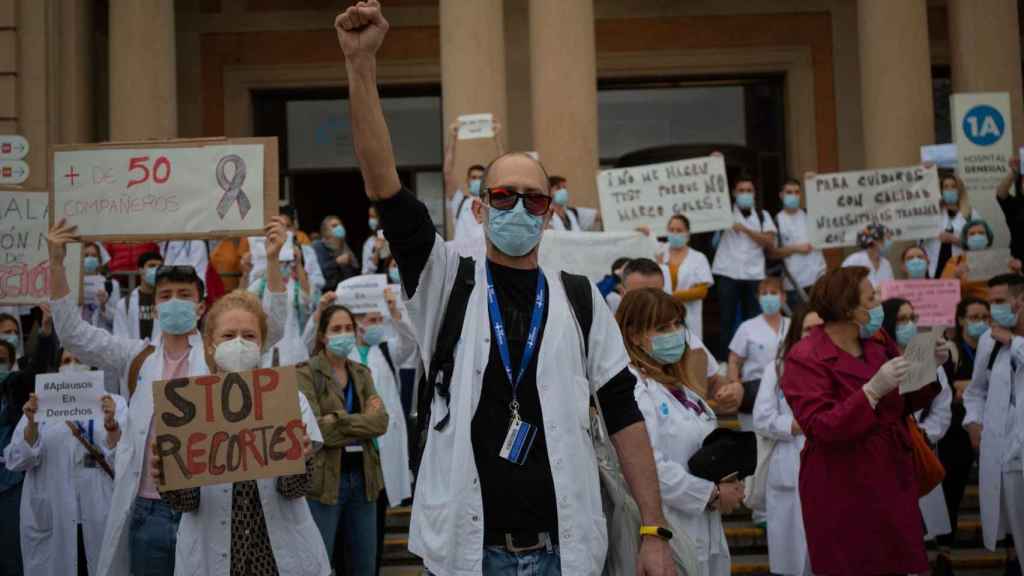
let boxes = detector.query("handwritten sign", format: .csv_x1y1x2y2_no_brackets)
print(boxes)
597,156,731,234
152,367,305,491
880,279,961,327
52,137,278,241
966,248,1013,281
457,113,494,140
805,165,941,249
953,93,1013,253
35,371,104,423
901,329,938,395
0,191,81,305
336,274,389,315
920,144,957,169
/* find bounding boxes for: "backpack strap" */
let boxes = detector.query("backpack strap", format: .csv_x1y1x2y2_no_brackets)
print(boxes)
456,196,469,222
127,345,157,399
423,256,476,432
560,271,593,358
379,341,398,380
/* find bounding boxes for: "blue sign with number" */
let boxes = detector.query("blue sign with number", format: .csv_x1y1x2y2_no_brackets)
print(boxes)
962,105,1006,146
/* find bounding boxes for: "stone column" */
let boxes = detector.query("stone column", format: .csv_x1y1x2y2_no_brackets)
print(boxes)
529,0,599,207
57,0,94,144
109,0,177,139
857,0,934,168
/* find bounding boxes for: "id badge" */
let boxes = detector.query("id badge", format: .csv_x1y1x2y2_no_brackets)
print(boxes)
344,445,364,453
84,455,98,469
499,419,537,466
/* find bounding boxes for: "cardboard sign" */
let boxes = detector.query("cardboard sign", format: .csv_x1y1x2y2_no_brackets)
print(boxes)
805,165,941,249
538,230,659,282
880,279,961,327
0,135,30,160
953,93,1013,253
597,155,731,234
52,137,278,241
35,371,104,423
920,144,957,169
152,367,305,491
966,248,1013,281
901,329,938,395
457,113,495,140
0,160,29,185
0,190,81,305
336,274,389,315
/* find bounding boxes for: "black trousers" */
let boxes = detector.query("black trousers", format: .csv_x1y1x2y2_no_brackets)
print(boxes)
936,403,975,548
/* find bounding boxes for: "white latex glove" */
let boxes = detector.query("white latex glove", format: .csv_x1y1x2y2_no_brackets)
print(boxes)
935,339,954,365
862,357,910,408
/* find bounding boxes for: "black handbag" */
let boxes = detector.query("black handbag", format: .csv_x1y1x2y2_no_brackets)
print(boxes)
687,428,758,482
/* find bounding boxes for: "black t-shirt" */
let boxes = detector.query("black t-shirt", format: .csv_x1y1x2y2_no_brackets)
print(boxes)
471,262,557,533
997,186,1024,261
340,377,364,472
138,289,155,339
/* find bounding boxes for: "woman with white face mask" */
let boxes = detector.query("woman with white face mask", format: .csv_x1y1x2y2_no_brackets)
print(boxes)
297,304,388,575
148,290,329,576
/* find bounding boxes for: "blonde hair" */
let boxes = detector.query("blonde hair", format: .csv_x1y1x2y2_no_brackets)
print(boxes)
201,290,268,368
943,174,972,216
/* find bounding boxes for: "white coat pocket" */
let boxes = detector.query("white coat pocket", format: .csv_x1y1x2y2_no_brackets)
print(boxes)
24,496,54,560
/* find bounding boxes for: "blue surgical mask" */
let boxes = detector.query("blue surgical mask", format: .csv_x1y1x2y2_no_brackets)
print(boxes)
966,320,989,339
991,303,1018,328
553,188,569,206
905,257,928,279
942,189,960,205
280,263,292,277
468,179,482,197
368,218,379,231
859,305,885,339
667,233,688,249
83,256,100,274
0,333,18,350
0,363,9,381
895,321,918,347
966,234,988,252
157,298,198,335
881,239,893,253
649,329,687,365
362,324,390,347
388,267,401,284
735,192,755,210
327,333,356,358
759,294,782,316
331,224,346,240
143,267,158,286
782,194,801,210
486,199,544,257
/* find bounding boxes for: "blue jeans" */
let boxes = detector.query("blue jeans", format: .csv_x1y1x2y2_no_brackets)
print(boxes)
129,497,181,576
715,275,760,358
308,468,377,576
429,546,561,576
0,483,23,576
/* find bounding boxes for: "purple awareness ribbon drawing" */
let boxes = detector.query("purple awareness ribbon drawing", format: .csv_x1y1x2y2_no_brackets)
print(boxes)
215,154,251,220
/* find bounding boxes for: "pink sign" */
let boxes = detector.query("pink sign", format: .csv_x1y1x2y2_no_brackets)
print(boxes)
880,279,961,327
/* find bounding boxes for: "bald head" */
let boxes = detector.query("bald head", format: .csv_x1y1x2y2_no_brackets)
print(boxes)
482,152,551,196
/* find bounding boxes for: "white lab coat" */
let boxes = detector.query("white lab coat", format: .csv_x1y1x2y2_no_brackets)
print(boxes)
920,208,979,278
916,368,953,540
730,314,789,431
4,396,127,576
112,287,162,344
404,234,628,576
172,393,330,576
363,235,380,274
964,332,1024,550
449,190,485,244
659,248,714,341
633,369,729,576
549,208,581,231
251,277,314,368
841,250,895,288
752,362,810,576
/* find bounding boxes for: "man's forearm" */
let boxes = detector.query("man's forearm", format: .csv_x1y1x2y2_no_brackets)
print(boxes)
49,261,70,300
346,57,402,201
611,421,667,526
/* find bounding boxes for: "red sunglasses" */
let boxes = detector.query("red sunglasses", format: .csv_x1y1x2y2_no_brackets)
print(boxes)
485,187,552,216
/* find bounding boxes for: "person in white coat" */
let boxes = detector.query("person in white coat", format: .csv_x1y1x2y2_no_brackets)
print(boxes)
5,378,126,576
150,290,330,576
752,306,822,576
841,224,894,288
249,240,315,367
661,214,714,341
112,251,165,342
771,178,825,310
362,205,388,274
617,288,743,576
921,174,979,279
965,273,1024,573
45,217,291,576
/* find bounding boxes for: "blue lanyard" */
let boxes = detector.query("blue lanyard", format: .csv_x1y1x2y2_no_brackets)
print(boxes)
485,263,546,420
344,382,354,413
75,420,94,445
963,343,976,366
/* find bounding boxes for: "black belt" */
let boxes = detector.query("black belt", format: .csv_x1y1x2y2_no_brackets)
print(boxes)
483,530,554,553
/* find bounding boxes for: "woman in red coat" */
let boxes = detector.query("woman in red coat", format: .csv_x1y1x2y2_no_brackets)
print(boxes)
781,266,940,575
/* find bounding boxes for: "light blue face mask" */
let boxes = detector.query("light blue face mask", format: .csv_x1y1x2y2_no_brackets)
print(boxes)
905,257,928,279
966,233,989,252
735,192,755,210
331,224,346,240
368,218,379,231
895,321,918,347
486,198,545,257
880,239,894,253
942,189,960,206
388,267,401,284
0,363,9,381
143,267,158,286
327,333,356,358
83,256,100,274
991,303,1018,328
362,324,390,347
759,294,782,316
859,305,885,339
0,333,18,350
966,320,989,339
782,194,801,210
157,298,198,335
667,233,689,249
468,179,482,197
553,188,569,207
649,329,687,365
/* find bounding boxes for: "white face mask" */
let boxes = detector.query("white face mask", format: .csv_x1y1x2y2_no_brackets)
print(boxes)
59,363,90,373
213,337,262,373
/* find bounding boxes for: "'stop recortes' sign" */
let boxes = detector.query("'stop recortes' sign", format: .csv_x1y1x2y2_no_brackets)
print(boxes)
51,137,278,241
596,155,732,234
804,165,942,249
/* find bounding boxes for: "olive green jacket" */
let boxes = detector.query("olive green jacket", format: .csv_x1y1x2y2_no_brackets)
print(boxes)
297,352,388,504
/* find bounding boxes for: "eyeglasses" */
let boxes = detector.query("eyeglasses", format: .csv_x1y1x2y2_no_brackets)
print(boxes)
485,187,552,216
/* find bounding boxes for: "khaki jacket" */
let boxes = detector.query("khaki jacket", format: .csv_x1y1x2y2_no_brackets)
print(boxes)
297,352,388,504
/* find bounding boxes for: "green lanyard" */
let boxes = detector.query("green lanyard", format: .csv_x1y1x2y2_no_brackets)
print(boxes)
357,345,370,366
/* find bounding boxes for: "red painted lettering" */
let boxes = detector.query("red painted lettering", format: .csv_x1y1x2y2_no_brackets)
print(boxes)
185,432,208,475
194,376,220,423
251,369,279,421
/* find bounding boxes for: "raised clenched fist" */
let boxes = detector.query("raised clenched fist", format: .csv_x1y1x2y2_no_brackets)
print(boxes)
334,1,389,59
